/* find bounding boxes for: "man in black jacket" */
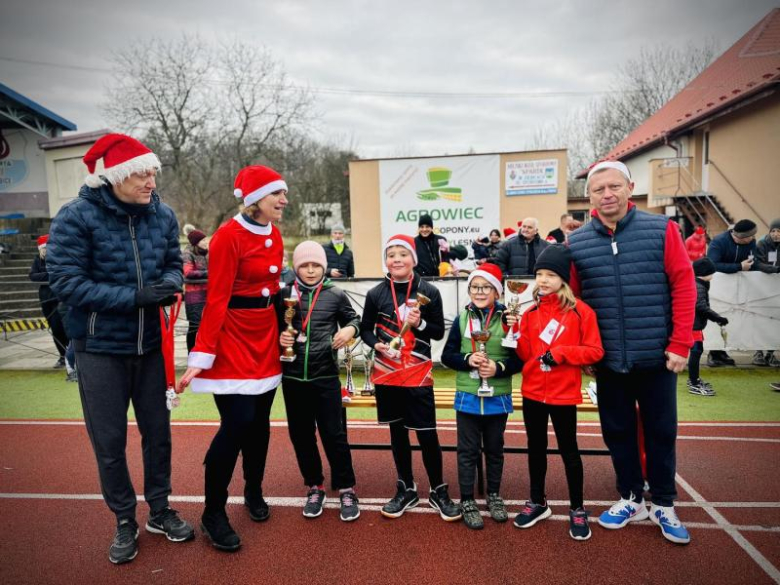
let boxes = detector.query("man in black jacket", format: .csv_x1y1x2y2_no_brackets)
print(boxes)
29,234,69,367
493,217,549,276
48,134,193,565
322,223,354,278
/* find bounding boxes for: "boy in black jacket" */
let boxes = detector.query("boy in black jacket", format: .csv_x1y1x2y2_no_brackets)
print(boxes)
360,234,460,522
279,241,362,521
689,257,728,396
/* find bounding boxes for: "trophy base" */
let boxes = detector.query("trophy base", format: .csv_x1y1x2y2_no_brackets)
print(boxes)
360,390,375,396
477,386,494,397
501,338,518,349
280,356,296,363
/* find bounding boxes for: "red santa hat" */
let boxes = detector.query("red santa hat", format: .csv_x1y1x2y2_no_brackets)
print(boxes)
233,165,288,207
503,227,516,237
37,234,49,248
468,262,504,295
384,234,417,266
83,133,161,188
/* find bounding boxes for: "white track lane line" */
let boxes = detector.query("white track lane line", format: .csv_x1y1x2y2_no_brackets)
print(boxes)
675,472,780,584
1,492,779,535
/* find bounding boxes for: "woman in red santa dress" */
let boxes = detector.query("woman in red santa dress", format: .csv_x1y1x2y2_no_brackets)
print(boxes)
177,165,287,551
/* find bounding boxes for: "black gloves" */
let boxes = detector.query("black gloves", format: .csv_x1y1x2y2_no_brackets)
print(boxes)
540,350,558,367
135,281,182,307
717,317,729,326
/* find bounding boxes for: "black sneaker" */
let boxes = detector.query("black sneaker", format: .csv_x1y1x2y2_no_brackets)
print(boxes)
339,490,360,522
569,507,592,541
109,519,139,564
381,480,419,518
487,493,508,523
460,499,483,530
687,379,715,397
65,370,78,383
429,484,462,522
245,493,270,522
53,356,66,369
201,510,241,552
771,382,780,391
303,487,326,518
146,507,195,542
513,500,552,529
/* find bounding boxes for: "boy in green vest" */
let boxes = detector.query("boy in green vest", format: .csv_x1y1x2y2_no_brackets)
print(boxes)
441,263,523,529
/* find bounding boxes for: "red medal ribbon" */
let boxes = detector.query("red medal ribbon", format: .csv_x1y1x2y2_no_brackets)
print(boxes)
389,278,414,332
159,293,182,391
294,281,324,335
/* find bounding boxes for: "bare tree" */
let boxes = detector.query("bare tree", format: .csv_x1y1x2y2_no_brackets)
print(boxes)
528,40,718,195
103,34,315,232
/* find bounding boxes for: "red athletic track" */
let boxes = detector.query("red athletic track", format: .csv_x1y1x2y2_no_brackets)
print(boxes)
1,420,779,585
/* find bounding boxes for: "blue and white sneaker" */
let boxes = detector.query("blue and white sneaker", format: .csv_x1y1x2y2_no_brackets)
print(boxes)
598,494,649,529
649,504,691,544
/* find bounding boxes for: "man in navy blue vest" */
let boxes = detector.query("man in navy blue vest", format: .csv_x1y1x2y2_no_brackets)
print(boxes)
568,160,696,545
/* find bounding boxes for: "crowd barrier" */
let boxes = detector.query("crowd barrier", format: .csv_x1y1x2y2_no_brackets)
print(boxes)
337,271,780,360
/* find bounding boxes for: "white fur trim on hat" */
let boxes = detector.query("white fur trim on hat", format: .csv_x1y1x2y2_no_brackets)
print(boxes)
243,179,288,207
85,174,106,188
384,237,417,266
100,152,162,186
586,161,631,183
468,268,503,296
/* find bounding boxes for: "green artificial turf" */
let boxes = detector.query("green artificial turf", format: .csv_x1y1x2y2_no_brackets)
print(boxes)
1,367,778,422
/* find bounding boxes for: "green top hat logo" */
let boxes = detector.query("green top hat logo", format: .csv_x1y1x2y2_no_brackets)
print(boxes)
417,167,462,202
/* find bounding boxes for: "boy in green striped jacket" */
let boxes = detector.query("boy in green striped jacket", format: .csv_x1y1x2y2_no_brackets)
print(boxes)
441,263,523,529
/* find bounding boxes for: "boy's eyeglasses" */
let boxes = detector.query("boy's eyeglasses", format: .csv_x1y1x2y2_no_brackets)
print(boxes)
468,285,493,294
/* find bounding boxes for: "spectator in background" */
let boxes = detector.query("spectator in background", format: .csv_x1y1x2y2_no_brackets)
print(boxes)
414,214,450,277
685,226,707,261
706,220,758,273
28,234,69,368
183,229,209,353
546,213,574,243
562,218,583,243
493,217,549,276
323,223,354,279
689,258,728,396
279,250,296,287
755,218,780,274
487,229,502,257
471,234,491,265
753,218,780,367
503,227,517,241
706,219,758,367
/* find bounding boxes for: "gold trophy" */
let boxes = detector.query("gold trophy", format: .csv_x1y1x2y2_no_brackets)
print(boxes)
343,338,357,396
471,329,494,397
362,348,375,396
502,280,529,348
389,293,431,350
280,297,297,362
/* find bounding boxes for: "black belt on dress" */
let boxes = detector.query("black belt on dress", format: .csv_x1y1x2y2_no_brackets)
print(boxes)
228,293,277,309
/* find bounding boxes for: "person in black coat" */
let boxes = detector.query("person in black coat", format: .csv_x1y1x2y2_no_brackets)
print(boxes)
493,217,549,276
28,234,69,367
322,223,354,278
414,214,450,277
688,258,728,396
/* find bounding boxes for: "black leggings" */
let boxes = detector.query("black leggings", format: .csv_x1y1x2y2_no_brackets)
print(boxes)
523,397,583,509
688,341,703,382
204,391,276,511
389,421,444,489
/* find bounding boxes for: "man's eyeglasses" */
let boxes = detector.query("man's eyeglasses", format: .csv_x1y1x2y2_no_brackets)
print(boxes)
469,285,494,294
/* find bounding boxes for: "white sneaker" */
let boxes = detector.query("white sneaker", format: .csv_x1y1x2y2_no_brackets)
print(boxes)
598,494,648,529
649,504,691,544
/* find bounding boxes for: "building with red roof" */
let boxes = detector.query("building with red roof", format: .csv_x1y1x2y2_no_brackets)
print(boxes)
577,8,780,237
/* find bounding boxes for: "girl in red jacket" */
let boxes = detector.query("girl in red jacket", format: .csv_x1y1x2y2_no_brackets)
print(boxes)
509,244,604,541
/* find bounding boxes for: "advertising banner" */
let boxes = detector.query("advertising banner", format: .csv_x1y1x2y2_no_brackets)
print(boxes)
505,158,558,196
379,155,500,269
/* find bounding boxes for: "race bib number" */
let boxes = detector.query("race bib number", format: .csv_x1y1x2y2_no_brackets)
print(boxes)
539,319,565,344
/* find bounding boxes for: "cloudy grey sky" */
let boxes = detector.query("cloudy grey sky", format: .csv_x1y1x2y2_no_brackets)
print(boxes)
0,0,774,159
